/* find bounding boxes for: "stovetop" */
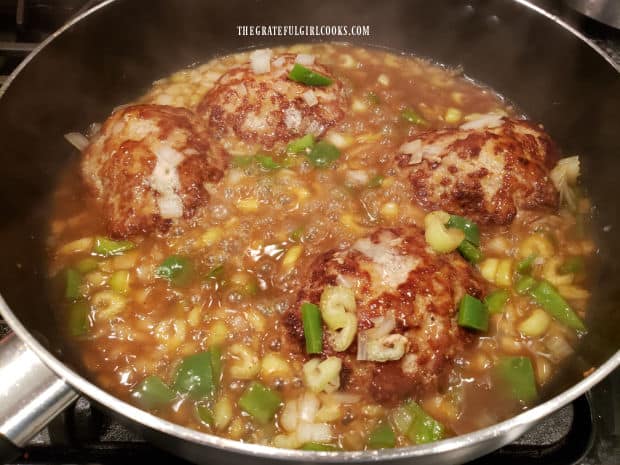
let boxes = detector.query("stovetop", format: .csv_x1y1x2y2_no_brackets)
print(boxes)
0,1,619,464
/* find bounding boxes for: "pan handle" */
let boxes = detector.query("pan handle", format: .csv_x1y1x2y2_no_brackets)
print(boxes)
0,333,78,462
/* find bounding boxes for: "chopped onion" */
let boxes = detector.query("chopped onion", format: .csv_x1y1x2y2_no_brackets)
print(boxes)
226,168,244,185
111,103,131,114
296,422,332,444
87,122,102,137
400,138,448,165
298,392,320,423
324,131,353,149
357,338,369,361
401,353,419,375
283,107,302,130
273,433,300,449
551,156,580,185
272,56,285,68
295,54,315,66
460,112,505,130
302,89,318,107
272,81,288,94
236,83,248,97
358,312,395,362
280,400,299,433
366,311,396,339
150,145,184,219
64,132,89,151
345,170,369,187
249,49,272,74
324,392,361,404
550,156,580,210
545,334,574,362
158,196,183,219
399,140,423,164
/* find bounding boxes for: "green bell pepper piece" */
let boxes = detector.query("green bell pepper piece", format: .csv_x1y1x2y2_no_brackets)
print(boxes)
457,294,489,331
529,280,586,331
65,268,81,301
287,134,315,154
447,215,480,246
238,382,281,424
132,375,176,409
515,275,537,295
484,290,509,314
367,422,396,449
68,301,90,337
93,237,135,257
156,255,194,287
173,351,216,399
306,141,341,168
288,64,333,86
495,356,538,403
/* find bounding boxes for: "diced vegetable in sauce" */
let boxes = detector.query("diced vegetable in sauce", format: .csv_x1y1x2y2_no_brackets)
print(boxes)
515,275,537,295
64,268,81,301
457,294,488,331
195,403,215,426
367,174,384,188
92,237,135,257
398,401,446,445
301,302,323,354
447,215,480,246
516,254,537,274
300,443,339,451
559,256,584,274
367,422,396,449
173,350,218,399
287,134,315,153
457,240,483,264
76,257,98,273
255,155,282,171
495,357,538,403
401,107,428,126
67,301,90,337
306,141,341,168
484,290,509,314
529,281,586,331
232,155,254,168
132,376,176,409
109,270,130,294
288,64,333,86
238,382,281,424
156,256,194,287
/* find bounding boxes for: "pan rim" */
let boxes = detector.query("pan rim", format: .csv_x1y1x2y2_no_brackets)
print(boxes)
0,0,618,461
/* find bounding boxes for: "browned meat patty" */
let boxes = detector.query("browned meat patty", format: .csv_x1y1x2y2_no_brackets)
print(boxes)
81,104,225,238
284,227,486,403
396,116,560,225
197,52,347,153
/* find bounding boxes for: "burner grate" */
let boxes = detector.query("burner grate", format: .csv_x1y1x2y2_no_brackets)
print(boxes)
10,395,592,465
0,0,101,84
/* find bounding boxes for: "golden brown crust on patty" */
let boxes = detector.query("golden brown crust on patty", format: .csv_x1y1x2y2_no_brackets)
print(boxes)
81,104,225,238
284,227,486,403
396,117,560,225
197,53,347,153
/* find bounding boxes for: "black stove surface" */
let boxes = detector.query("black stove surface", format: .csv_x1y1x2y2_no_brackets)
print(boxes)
0,1,619,464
